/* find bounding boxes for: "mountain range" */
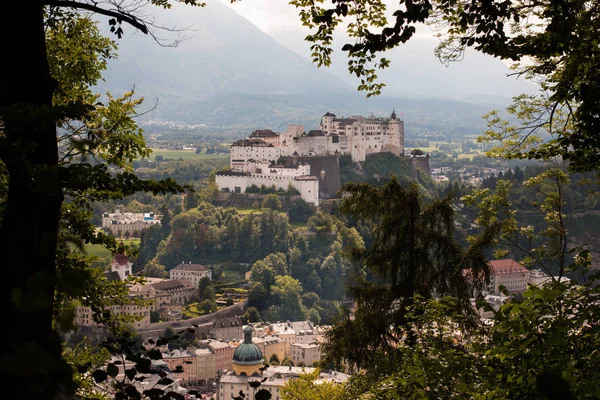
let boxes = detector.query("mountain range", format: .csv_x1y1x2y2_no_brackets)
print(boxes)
95,0,537,135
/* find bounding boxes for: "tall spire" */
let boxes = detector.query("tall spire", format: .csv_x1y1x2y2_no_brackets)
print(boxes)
243,325,253,344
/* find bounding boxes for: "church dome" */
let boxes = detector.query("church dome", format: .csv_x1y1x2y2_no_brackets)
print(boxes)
233,326,264,365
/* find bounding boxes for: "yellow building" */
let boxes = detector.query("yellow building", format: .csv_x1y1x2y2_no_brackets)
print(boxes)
253,336,285,365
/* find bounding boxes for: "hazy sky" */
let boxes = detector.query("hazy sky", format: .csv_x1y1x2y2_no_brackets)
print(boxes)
217,0,439,58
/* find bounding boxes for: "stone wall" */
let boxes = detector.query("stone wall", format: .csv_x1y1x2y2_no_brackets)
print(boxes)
406,155,431,178
137,299,248,340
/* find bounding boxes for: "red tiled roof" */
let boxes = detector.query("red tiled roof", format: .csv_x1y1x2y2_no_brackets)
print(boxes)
114,253,129,266
489,259,528,275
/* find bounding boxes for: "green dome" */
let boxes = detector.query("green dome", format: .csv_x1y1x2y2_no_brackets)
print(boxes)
233,326,264,365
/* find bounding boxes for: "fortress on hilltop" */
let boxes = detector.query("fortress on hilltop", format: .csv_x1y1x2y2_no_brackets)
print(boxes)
216,111,406,205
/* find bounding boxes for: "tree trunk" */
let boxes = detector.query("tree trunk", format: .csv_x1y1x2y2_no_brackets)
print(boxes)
0,2,73,397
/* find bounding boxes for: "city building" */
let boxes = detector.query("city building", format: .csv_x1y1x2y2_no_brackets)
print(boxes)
471,294,510,319
195,348,217,385
74,252,152,329
170,262,212,287
488,259,531,295
217,326,348,400
111,251,133,281
528,269,571,287
127,277,196,321
94,359,181,397
211,316,244,341
74,299,152,330
290,342,321,367
162,348,199,386
253,336,285,365
269,322,296,358
101,208,160,236
198,340,233,373
288,321,325,346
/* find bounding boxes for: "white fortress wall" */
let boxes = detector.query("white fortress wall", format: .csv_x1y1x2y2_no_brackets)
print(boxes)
229,144,281,169
216,172,319,205
295,177,319,206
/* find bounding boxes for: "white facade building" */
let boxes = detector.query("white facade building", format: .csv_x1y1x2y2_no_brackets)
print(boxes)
101,209,160,236
277,111,404,162
528,269,571,287
488,259,531,295
290,342,321,367
215,161,319,205
170,262,212,287
112,253,133,281
229,138,282,170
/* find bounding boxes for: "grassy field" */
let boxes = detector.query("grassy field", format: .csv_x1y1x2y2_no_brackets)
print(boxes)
290,221,308,229
82,238,140,260
142,149,229,161
235,208,264,215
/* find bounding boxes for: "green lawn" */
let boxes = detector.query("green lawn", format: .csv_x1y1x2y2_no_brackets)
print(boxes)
290,221,308,229
81,238,140,260
235,208,264,215
141,148,229,161
219,269,245,282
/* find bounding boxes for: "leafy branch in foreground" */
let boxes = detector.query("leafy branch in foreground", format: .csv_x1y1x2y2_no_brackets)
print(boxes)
462,167,591,281
87,325,203,400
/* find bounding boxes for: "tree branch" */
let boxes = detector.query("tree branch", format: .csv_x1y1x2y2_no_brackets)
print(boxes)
45,0,148,34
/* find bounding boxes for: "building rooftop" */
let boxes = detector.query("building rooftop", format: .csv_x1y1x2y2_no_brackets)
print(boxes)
232,138,273,147
113,253,130,266
489,259,529,275
288,321,315,332
252,336,284,346
270,323,295,335
171,263,209,272
233,326,264,366
194,348,214,356
291,342,320,349
334,118,357,126
250,129,279,138
213,316,243,329
215,170,252,177
203,340,232,350
150,279,195,291
163,348,196,358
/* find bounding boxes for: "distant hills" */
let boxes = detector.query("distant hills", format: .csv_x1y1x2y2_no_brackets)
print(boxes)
95,0,537,136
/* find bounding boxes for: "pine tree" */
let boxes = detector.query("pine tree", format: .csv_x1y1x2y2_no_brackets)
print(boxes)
323,177,490,374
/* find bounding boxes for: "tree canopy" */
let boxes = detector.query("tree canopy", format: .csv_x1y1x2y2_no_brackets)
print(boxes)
323,177,491,373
